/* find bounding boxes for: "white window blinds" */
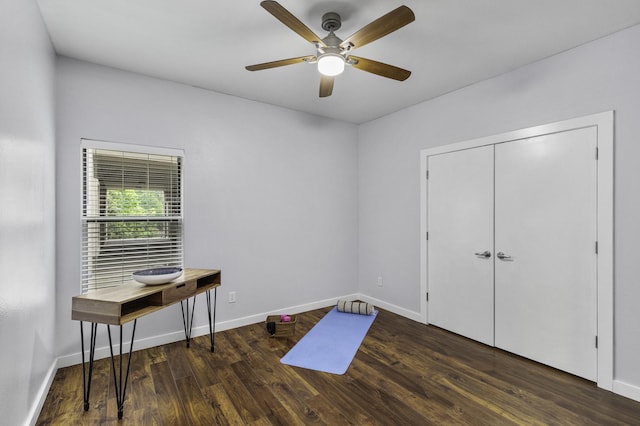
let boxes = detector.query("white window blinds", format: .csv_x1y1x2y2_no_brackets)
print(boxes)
81,141,184,291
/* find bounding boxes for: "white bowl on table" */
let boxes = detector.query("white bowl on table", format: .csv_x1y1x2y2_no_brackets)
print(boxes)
132,267,183,285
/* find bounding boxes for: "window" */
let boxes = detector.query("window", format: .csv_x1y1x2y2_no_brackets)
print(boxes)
81,140,184,291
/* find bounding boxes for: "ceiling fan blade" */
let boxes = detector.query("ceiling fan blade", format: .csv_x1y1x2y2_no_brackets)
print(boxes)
261,1,327,48
348,56,411,81
340,6,415,50
319,75,334,97
246,55,316,71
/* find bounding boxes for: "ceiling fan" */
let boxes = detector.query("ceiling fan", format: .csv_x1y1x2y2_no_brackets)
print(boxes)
245,1,415,97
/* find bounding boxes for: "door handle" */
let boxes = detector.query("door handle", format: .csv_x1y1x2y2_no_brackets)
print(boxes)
497,251,512,260
474,250,491,258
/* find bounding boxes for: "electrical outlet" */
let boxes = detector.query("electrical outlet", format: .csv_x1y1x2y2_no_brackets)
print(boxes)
228,291,236,303
377,276,383,287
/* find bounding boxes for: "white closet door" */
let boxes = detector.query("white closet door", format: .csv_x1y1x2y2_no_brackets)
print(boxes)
494,128,598,381
427,146,494,346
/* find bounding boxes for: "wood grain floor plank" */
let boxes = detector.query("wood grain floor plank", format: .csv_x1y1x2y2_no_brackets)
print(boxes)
210,330,244,364
303,392,367,425
164,340,194,381
244,338,320,401
224,326,261,360
174,375,217,426
201,382,245,426
293,367,395,425
126,348,159,413
183,337,223,389
348,350,462,424
150,360,190,425
215,361,266,423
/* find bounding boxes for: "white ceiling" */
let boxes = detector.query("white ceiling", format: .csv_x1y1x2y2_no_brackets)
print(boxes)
37,0,640,124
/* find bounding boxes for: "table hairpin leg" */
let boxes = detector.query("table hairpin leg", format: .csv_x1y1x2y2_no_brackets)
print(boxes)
206,288,217,352
106,320,137,420
80,321,98,411
180,296,197,348
180,289,217,351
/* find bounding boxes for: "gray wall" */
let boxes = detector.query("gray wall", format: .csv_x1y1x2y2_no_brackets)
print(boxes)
358,24,640,394
0,0,56,424
54,58,359,360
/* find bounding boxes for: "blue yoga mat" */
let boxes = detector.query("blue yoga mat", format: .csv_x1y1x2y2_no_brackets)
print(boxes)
280,306,378,375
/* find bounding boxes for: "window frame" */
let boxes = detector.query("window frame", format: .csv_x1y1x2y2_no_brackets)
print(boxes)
80,139,185,292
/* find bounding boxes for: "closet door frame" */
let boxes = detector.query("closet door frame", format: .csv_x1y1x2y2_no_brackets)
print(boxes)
419,111,613,390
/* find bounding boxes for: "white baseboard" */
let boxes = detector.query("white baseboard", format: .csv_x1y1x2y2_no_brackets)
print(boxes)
358,294,423,323
613,379,640,402
27,360,58,426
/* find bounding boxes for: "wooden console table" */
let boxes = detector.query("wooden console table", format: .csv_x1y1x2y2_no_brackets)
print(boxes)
72,268,221,419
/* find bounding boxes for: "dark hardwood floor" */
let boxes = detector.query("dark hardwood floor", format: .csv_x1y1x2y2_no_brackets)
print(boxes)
37,307,640,425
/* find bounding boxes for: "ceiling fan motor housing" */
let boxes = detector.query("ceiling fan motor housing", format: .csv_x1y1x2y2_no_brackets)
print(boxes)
321,12,341,32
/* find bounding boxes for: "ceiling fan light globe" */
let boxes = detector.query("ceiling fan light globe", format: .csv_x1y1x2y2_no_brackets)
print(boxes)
317,53,345,76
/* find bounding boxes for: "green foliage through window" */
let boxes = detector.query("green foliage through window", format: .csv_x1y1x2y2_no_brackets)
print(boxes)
106,189,166,239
